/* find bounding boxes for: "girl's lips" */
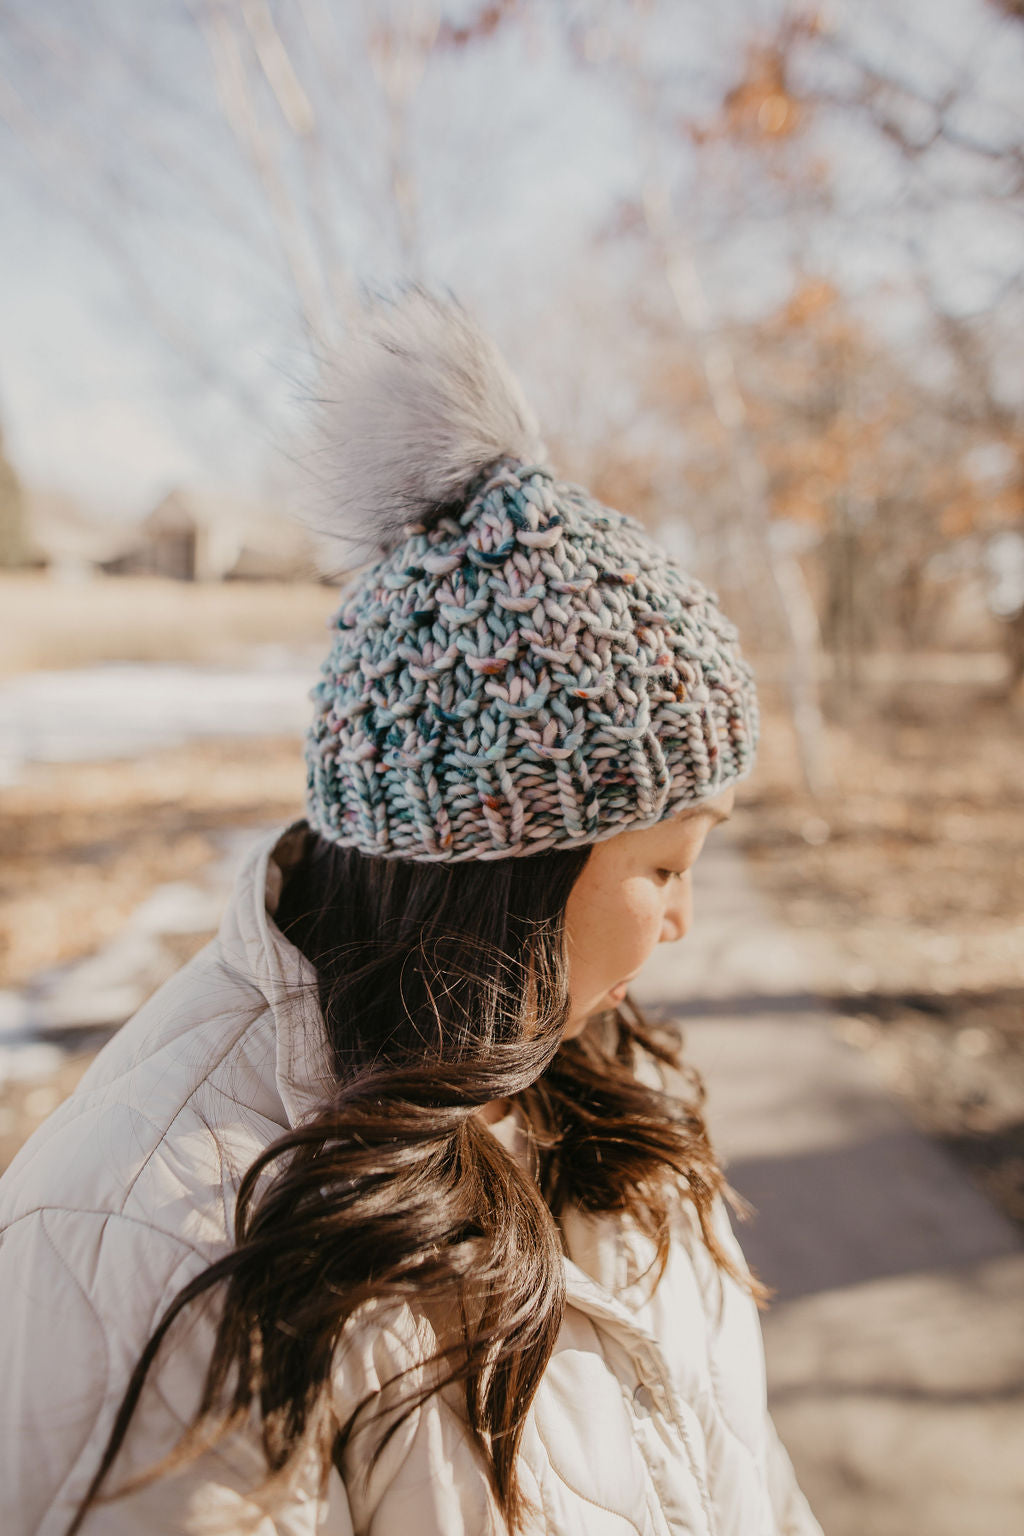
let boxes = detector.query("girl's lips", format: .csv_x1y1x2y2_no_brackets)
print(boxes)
607,979,630,1000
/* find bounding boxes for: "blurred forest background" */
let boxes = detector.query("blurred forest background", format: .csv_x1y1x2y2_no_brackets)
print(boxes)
0,2,1022,1526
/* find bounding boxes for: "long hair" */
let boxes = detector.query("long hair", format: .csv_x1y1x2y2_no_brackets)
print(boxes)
68,822,762,1535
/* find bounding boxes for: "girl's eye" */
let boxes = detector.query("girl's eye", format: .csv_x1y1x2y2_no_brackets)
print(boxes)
656,868,685,883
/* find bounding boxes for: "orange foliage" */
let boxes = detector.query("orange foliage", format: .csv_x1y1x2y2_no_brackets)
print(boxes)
781,279,839,328
723,46,802,141
690,19,822,147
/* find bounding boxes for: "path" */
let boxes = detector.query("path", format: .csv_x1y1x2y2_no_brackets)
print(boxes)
631,833,1024,1536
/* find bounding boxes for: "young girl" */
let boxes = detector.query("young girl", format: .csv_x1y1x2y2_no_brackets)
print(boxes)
0,288,822,1536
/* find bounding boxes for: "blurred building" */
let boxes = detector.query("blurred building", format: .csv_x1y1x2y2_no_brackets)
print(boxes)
27,487,316,583
0,423,45,570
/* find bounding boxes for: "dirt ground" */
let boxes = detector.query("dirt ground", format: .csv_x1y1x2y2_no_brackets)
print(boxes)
0,736,305,988
736,677,1024,1231
1,575,1022,1229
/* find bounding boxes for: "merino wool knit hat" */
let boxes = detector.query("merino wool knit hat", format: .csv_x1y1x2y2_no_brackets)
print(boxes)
296,287,759,864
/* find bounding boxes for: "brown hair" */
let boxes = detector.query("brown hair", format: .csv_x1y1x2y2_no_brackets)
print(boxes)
69,822,762,1534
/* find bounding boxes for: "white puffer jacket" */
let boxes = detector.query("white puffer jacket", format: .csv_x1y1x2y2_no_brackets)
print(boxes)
0,821,822,1536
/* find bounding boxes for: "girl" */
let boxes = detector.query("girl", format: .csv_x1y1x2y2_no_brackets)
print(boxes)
0,288,822,1535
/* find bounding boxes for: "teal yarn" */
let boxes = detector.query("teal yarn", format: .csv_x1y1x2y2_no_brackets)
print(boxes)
303,454,760,863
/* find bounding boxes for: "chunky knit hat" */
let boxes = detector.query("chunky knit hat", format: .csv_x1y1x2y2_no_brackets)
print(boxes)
296,287,759,864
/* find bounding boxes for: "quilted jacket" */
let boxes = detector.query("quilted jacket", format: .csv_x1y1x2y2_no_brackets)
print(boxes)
0,819,823,1536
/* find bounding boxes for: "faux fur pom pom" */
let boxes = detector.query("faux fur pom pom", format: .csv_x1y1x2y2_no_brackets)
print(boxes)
292,285,548,576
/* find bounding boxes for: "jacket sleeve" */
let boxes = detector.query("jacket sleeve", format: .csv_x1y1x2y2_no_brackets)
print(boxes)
0,1206,355,1536
763,1411,824,1536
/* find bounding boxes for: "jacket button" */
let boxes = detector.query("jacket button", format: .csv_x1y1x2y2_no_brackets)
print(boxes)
632,1383,656,1416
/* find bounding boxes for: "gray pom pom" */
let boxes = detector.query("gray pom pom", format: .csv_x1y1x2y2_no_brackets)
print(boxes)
293,285,547,576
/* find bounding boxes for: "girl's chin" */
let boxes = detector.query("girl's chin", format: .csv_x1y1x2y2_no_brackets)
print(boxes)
563,983,632,1039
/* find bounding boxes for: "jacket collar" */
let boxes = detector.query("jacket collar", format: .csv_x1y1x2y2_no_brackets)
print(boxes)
214,818,338,1129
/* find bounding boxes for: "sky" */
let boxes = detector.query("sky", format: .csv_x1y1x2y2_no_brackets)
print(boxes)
0,0,1020,521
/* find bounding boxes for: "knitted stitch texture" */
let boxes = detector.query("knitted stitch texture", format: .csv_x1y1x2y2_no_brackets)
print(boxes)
304,454,759,862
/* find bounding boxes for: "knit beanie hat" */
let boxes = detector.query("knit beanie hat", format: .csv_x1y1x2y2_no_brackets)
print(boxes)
295,287,759,864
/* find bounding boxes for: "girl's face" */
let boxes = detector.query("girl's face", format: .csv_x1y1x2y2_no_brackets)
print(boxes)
563,786,735,1036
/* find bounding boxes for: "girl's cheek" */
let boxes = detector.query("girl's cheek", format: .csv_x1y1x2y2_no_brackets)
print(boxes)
619,880,664,957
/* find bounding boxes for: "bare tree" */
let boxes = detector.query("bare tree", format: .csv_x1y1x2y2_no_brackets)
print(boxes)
558,5,834,794
805,1,1024,695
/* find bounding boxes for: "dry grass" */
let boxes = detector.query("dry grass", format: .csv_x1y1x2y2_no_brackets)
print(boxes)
0,571,338,676
1,574,323,985
739,679,1024,984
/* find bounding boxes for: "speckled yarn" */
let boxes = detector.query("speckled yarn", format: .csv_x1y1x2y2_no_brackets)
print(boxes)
304,455,759,863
